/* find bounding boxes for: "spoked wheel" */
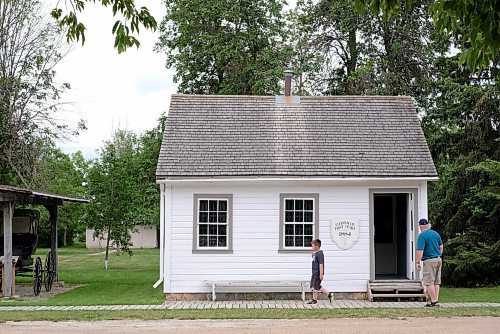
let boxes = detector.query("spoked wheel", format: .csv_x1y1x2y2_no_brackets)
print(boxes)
44,251,55,292
33,257,43,296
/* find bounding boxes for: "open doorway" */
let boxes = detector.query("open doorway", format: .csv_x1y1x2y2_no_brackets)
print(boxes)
373,193,415,280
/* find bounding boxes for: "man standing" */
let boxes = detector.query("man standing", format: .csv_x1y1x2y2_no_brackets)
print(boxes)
416,218,443,307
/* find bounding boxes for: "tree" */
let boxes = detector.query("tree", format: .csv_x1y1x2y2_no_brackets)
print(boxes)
50,0,157,53
299,0,437,107
156,0,291,95
0,0,75,187
132,115,165,228
86,130,138,268
34,147,88,247
296,0,367,95
354,0,500,71
284,4,326,95
85,124,162,268
422,54,499,286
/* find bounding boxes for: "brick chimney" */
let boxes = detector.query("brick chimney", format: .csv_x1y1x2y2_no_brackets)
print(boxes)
284,70,293,96
275,70,300,105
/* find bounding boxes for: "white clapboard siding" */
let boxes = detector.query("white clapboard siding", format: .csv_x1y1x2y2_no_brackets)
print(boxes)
163,181,425,294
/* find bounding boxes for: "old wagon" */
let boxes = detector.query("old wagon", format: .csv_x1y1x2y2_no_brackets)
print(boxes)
0,209,55,295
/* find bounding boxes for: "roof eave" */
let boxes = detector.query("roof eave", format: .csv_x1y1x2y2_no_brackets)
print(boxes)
156,175,439,183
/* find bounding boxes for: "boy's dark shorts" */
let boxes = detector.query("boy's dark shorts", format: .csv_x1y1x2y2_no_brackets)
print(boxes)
310,277,322,292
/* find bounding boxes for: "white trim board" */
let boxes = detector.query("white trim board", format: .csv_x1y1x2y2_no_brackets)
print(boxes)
157,177,438,184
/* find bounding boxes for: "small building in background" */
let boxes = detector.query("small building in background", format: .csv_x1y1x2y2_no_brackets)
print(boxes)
85,225,158,249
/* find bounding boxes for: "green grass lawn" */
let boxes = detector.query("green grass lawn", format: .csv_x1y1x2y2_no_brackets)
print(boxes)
2,245,499,308
8,246,164,306
0,307,499,322
439,286,500,303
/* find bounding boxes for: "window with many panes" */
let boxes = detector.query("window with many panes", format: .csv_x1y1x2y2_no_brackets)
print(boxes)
193,194,232,252
280,194,319,250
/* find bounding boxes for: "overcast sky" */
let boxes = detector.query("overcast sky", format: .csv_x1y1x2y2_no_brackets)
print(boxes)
52,1,174,159
51,1,296,159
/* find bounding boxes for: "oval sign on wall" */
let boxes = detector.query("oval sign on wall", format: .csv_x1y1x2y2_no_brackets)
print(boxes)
330,219,360,250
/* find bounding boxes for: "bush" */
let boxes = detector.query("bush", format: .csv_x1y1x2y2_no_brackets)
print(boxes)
443,236,500,287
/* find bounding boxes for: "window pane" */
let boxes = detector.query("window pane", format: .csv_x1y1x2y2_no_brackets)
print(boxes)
209,200,218,211
295,224,303,235
199,224,208,235
209,212,218,223
295,200,303,210
218,225,227,236
209,224,217,235
304,211,313,223
295,211,303,222
218,236,227,247
285,236,294,247
304,236,313,246
295,236,304,247
285,211,294,222
285,224,294,235
304,200,313,210
199,200,208,211
304,224,313,235
218,200,227,211
209,236,217,247
218,212,227,223
285,199,294,210
199,236,208,247
199,212,208,223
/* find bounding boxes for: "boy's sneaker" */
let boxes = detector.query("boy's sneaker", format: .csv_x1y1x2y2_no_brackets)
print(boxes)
328,293,333,303
425,301,440,307
307,300,317,304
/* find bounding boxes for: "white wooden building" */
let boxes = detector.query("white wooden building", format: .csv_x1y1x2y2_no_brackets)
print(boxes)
155,89,437,299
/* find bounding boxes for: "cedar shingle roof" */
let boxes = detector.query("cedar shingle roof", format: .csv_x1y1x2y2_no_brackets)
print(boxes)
156,95,437,178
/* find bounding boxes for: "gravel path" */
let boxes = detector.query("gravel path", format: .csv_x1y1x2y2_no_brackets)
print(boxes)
1,317,499,334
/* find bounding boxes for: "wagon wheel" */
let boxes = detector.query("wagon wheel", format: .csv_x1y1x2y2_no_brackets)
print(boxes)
44,251,55,292
33,257,43,296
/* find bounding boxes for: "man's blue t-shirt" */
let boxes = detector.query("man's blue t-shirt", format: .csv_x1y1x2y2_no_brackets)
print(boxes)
417,229,443,260
312,250,324,278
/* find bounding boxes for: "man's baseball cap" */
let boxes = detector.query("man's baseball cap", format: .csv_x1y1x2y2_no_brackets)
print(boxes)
418,218,429,225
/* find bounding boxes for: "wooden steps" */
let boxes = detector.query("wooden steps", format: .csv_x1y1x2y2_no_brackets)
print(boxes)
367,280,426,302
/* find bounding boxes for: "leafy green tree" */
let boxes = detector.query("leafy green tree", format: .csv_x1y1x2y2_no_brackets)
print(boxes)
295,0,365,95
422,54,499,286
354,0,500,71
156,0,291,94
35,147,88,247
299,0,437,106
86,130,139,267
85,123,162,268
0,0,75,187
132,115,165,228
51,0,157,53
285,4,326,95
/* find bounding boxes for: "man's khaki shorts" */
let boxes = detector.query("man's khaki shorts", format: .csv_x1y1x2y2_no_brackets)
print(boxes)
422,257,442,286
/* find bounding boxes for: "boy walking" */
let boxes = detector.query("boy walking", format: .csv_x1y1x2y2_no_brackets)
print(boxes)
308,239,333,304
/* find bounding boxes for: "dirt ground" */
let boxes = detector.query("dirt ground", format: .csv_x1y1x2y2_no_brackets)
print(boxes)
7,282,79,301
1,317,499,334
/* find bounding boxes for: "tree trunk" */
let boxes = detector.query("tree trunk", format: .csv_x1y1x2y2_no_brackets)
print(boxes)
346,27,358,94
63,229,67,247
382,22,396,95
104,225,111,270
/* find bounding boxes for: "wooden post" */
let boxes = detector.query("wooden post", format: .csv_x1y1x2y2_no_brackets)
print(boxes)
46,205,58,282
2,202,14,297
